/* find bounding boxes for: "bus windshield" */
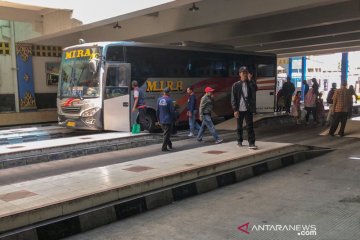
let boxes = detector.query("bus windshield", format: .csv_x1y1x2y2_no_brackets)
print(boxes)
58,47,102,99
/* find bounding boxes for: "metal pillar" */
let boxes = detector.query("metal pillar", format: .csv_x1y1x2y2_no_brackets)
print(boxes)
301,57,306,81
301,56,307,100
288,57,293,80
9,20,19,112
341,52,348,84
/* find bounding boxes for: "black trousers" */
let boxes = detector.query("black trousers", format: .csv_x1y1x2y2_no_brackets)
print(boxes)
138,108,147,130
237,111,255,145
305,107,317,122
329,112,348,136
161,124,172,150
285,96,292,113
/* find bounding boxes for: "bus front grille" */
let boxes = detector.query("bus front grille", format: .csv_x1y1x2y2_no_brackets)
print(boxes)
62,107,81,113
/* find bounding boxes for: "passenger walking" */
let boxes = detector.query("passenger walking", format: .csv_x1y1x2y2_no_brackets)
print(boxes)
197,87,223,144
311,78,320,95
291,91,301,124
302,80,309,101
329,82,352,137
156,87,175,151
186,87,200,137
316,92,325,125
132,81,147,131
304,86,318,124
282,76,295,113
231,66,257,149
326,83,337,125
276,89,285,112
348,85,358,119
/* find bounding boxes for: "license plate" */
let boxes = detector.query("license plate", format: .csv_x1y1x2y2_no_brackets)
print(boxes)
67,121,76,127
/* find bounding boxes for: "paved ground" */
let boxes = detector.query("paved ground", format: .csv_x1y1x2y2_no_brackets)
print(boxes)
61,122,360,240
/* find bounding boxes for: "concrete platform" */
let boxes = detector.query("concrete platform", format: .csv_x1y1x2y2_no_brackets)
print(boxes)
0,110,57,127
0,132,159,169
0,125,73,146
216,113,293,131
319,119,360,138
0,141,326,239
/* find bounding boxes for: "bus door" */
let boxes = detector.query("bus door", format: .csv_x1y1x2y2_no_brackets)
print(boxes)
256,63,276,112
103,63,131,131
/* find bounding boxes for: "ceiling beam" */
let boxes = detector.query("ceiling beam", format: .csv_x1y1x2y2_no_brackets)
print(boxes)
270,40,360,56
218,20,360,47
277,46,360,57
136,0,360,44
239,32,360,52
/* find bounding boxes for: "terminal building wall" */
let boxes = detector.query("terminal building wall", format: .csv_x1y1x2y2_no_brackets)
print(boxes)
0,20,62,112
32,55,60,109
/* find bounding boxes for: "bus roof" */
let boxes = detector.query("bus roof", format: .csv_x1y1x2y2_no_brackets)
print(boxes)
63,41,276,58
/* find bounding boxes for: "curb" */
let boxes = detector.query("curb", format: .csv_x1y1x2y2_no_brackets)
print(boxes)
0,147,332,240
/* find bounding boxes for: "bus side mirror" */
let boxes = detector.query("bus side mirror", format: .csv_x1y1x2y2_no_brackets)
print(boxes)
89,58,99,74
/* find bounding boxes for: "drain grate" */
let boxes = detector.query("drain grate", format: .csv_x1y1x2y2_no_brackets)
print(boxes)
203,150,226,155
0,190,38,202
7,145,25,149
123,166,154,172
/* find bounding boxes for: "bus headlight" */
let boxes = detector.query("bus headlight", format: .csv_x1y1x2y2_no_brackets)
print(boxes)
81,107,100,117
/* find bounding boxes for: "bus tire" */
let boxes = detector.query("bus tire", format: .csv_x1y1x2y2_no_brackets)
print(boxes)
145,111,157,133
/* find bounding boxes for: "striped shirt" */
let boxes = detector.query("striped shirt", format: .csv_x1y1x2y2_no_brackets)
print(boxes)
333,87,352,113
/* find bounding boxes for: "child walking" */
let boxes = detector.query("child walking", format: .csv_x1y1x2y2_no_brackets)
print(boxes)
291,91,301,124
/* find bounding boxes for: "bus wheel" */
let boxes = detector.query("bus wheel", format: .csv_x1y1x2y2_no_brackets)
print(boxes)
145,112,157,133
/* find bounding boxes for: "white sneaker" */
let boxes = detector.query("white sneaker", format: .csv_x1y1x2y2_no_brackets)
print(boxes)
215,139,223,144
188,133,194,137
248,144,258,150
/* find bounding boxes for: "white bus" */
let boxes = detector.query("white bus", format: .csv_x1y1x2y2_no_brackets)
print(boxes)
57,41,277,132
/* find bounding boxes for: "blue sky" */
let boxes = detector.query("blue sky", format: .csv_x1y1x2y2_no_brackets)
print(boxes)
7,0,173,24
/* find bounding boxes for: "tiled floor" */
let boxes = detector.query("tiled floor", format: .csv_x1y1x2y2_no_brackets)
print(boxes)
216,112,285,130
0,141,294,219
319,119,360,137
0,132,142,154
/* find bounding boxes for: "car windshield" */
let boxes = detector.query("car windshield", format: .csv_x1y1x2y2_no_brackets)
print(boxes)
58,47,102,99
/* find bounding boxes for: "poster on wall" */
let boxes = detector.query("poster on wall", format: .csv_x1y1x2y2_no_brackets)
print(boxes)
45,62,60,86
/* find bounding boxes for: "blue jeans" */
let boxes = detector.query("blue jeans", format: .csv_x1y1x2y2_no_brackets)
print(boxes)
197,115,219,141
189,111,200,134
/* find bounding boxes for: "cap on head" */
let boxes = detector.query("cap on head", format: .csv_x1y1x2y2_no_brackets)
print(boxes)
332,82,337,88
239,66,249,73
205,86,215,93
163,87,170,93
